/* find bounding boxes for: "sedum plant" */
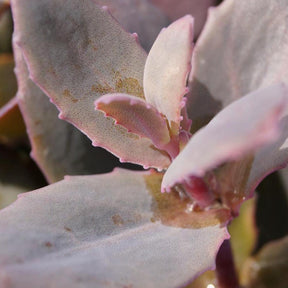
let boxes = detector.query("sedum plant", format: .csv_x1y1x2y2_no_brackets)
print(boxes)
1,0,288,287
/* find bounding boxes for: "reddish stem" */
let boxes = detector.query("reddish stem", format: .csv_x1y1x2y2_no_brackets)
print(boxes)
215,240,240,288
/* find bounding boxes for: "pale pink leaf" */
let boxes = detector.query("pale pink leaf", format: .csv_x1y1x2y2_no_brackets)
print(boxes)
144,15,194,131
187,0,288,194
0,169,229,288
95,93,171,151
188,0,288,125
148,0,218,37
11,0,170,169
162,84,288,193
14,42,123,183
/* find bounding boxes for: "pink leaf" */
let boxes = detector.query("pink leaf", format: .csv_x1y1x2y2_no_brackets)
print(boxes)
0,169,229,288
144,15,194,133
95,93,172,153
11,0,170,169
162,84,288,197
188,0,288,125
186,0,288,196
14,42,122,183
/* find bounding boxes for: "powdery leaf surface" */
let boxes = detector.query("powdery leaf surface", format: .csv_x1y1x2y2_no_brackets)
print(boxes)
187,0,288,195
94,0,169,51
14,44,122,183
0,169,229,288
144,15,194,130
11,0,171,169
162,84,288,193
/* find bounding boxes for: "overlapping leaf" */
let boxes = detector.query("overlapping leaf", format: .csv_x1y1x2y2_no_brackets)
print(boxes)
0,169,229,288
12,0,171,169
14,44,121,183
162,84,288,210
187,0,288,197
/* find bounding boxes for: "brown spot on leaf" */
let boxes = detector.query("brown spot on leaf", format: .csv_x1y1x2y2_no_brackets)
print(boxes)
91,83,112,95
64,226,72,232
145,172,230,229
112,214,124,226
91,70,144,98
45,241,53,248
63,89,78,103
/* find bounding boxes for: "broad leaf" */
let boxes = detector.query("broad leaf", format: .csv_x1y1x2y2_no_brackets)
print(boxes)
144,15,194,131
0,169,229,288
12,0,171,169
14,44,123,183
188,0,288,122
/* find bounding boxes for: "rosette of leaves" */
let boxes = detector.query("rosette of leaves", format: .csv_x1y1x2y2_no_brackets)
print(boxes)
1,0,288,287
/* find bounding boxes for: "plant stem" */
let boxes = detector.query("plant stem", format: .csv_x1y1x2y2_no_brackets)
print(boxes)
215,239,239,288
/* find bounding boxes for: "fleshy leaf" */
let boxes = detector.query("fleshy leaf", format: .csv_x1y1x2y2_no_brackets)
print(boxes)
95,93,172,153
144,15,194,131
162,84,288,194
149,0,218,37
14,43,124,183
187,0,288,194
11,0,171,169
0,97,26,145
0,169,229,288
94,0,169,51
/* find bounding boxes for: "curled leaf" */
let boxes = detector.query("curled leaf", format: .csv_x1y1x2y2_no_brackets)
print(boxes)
95,93,171,152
